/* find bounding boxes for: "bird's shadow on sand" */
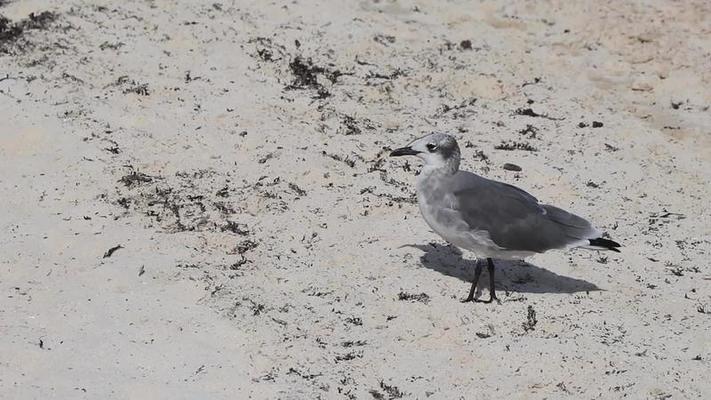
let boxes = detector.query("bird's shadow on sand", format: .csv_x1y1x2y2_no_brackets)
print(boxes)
404,243,601,294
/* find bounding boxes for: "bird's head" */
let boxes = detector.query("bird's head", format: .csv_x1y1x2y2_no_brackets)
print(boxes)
390,133,461,173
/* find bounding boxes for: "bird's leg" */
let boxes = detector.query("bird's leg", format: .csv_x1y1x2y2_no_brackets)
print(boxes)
484,257,499,304
461,259,484,303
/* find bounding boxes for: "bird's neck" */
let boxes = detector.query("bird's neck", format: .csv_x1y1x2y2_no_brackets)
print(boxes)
420,159,459,177
417,164,458,192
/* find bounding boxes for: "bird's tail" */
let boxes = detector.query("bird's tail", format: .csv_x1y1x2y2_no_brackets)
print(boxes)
587,237,621,252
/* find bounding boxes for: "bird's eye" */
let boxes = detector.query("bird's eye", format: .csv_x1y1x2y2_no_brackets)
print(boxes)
426,143,437,152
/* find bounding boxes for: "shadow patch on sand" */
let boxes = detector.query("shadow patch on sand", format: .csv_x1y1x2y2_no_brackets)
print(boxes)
404,243,601,294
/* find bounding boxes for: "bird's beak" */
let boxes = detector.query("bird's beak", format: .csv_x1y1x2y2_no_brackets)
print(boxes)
390,146,420,157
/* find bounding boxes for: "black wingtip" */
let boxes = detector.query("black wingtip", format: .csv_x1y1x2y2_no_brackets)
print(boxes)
589,237,621,252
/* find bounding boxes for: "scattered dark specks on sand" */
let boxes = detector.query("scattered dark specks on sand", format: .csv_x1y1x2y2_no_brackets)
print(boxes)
345,316,363,326
578,122,588,128
103,245,123,258
503,163,522,172
397,291,430,304
459,39,472,50
521,77,541,87
373,34,396,46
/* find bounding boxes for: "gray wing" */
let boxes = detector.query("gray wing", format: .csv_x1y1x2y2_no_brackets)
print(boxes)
448,172,598,253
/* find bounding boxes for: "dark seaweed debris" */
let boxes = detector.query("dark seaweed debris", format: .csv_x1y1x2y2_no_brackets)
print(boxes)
106,76,150,95
339,115,361,135
287,56,346,89
518,124,539,138
119,171,154,187
0,16,21,43
288,182,307,196
287,367,322,380
436,97,477,119
249,37,286,62
285,55,351,100
0,11,57,53
338,114,376,136
523,305,537,331
322,151,356,168
604,143,619,152
397,292,430,304
342,340,367,347
236,239,258,254
103,245,123,258
495,141,537,152
473,149,489,163
373,34,396,46
222,221,249,235
514,107,563,120
335,351,363,362
288,56,325,88
124,83,149,96
375,381,404,399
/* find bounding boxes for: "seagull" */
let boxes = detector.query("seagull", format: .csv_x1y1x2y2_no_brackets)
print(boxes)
390,133,620,303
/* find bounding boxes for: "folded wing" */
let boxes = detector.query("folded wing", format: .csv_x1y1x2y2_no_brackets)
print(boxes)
449,172,598,253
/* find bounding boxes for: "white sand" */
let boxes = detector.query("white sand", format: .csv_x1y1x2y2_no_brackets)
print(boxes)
1,0,710,398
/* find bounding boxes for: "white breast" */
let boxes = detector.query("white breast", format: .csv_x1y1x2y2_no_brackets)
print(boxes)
416,186,501,257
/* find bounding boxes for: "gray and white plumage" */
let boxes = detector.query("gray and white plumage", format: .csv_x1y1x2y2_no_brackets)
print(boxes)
391,133,620,260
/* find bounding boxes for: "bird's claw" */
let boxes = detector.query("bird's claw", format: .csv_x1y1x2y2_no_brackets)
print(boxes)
461,295,500,304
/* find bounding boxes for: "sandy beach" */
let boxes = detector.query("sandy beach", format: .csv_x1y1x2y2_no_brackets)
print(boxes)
2,0,710,398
